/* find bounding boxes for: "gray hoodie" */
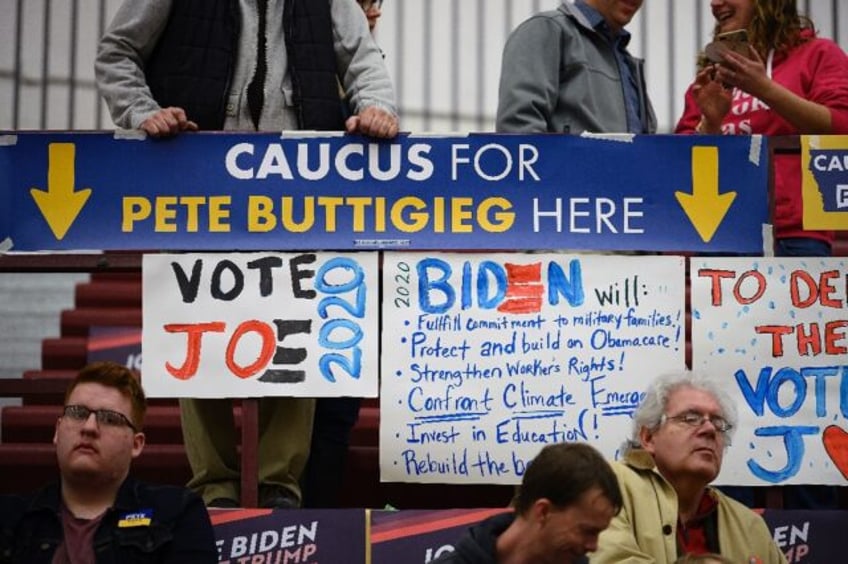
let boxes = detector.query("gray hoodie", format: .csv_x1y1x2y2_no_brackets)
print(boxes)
95,0,396,131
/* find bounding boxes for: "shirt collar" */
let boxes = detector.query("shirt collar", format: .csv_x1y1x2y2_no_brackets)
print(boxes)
574,0,632,47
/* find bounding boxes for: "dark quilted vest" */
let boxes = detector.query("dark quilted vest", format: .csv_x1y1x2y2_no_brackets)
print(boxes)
283,0,346,130
145,0,344,131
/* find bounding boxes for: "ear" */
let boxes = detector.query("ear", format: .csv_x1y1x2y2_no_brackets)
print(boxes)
639,425,656,455
529,498,553,526
131,432,146,458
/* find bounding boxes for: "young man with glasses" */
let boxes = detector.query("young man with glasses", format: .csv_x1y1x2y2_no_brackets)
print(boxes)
0,362,216,563
590,371,785,564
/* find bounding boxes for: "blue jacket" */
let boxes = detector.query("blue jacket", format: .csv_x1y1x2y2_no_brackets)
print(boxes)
0,477,216,564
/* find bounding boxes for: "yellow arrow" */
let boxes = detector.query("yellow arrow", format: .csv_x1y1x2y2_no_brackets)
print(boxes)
675,146,737,243
30,143,92,240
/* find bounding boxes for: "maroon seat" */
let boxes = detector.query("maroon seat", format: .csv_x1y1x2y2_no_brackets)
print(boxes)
1,405,186,444
41,337,88,369
60,308,142,337
75,281,142,308
0,443,192,495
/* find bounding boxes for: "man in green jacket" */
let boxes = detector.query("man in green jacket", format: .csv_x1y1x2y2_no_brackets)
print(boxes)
590,371,786,564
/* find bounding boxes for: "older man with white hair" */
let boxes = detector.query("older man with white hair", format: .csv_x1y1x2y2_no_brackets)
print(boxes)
590,371,785,564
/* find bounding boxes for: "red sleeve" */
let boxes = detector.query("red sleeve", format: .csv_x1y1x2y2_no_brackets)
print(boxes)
804,39,848,133
674,84,702,134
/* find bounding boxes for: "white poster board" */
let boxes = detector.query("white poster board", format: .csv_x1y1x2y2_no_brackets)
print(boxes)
380,253,685,484
692,257,848,486
142,252,378,398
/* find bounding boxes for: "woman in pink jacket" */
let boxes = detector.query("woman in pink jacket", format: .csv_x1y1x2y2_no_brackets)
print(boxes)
675,0,848,257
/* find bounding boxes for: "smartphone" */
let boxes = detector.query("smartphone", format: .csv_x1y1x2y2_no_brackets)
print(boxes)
705,29,750,62
717,29,750,55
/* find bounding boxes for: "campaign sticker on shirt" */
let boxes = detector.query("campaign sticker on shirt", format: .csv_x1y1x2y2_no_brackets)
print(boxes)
118,509,153,528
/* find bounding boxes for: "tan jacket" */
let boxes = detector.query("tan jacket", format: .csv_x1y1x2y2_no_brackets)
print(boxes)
590,450,786,564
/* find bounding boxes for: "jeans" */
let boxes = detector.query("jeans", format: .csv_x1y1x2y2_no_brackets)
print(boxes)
774,237,831,257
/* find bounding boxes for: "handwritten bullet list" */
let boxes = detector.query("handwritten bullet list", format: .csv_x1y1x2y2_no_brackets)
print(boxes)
381,253,685,484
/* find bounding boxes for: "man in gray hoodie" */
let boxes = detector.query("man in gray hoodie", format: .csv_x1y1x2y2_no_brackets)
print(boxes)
496,0,655,134
95,0,398,509
96,0,397,138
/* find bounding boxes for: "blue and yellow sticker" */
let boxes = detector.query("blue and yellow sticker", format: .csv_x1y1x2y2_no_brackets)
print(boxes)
117,509,153,528
801,135,848,229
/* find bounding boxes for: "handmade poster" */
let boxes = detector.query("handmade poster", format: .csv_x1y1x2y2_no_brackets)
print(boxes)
692,258,848,485
380,252,685,483
143,252,378,398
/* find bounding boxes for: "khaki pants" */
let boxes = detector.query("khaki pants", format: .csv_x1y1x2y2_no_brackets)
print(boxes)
180,397,316,504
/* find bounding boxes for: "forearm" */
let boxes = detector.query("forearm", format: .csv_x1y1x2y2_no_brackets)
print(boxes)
94,0,172,129
495,20,560,133
496,71,552,133
757,80,833,133
332,0,397,117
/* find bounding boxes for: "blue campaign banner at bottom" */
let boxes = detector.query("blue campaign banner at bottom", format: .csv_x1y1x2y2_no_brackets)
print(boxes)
0,132,768,252
210,508,365,563
207,507,846,563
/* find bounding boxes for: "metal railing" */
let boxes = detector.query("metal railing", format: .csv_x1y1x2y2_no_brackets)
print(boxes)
2,0,845,133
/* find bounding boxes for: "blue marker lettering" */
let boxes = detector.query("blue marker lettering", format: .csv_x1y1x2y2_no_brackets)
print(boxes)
747,425,819,482
547,259,584,306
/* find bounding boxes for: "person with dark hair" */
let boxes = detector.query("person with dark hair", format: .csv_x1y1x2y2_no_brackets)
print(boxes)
95,0,399,509
0,362,216,563
676,0,848,257
496,0,656,134
432,442,621,564
590,371,785,564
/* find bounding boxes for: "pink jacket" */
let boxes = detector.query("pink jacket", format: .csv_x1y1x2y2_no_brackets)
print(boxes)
676,32,848,243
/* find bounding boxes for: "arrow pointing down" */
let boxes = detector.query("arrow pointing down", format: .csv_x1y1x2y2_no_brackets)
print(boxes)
30,143,92,240
675,146,737,243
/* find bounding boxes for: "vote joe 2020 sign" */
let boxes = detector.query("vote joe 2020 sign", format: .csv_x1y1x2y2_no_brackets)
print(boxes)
142,252,378,398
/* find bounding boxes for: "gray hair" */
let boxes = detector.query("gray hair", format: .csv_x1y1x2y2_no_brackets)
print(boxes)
624,370,738,453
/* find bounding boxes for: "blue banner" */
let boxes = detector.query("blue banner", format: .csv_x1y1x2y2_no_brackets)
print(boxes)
0,132,767,252
206,507,848,563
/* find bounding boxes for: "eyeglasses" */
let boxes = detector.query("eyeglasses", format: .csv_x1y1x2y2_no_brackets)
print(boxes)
661,410,732,434
63,405,137,432
358,0,383,10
